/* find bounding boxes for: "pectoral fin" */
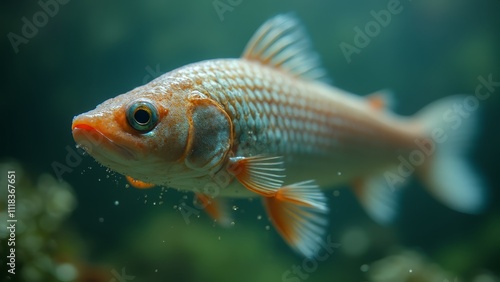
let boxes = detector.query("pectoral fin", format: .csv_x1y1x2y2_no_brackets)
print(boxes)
227,155,329,257
264,180,329,258
227,155,285,196
126,176,155,189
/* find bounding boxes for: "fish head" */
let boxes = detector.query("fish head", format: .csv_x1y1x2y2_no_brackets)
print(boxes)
71,73,233,187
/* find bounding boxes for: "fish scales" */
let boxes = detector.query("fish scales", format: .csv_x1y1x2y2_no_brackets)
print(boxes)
164,58,417,184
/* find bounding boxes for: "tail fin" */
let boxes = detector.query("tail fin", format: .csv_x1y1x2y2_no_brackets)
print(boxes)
416,95,487,214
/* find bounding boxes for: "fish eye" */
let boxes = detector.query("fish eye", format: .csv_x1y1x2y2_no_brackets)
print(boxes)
126,100,158,132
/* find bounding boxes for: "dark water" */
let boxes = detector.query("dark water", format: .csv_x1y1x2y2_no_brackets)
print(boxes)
2,1,500,281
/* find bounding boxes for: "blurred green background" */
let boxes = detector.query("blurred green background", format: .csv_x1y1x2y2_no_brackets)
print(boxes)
1,0,499,281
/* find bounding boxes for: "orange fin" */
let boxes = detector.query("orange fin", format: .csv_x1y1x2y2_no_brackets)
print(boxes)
195,193,231,226
366,89,394,111
263,180,328,258
352,176,400,225
125,176,155,189
227,156,285,196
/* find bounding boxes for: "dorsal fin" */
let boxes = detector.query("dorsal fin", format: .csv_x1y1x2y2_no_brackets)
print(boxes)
365,89,395,111
242,14,329,82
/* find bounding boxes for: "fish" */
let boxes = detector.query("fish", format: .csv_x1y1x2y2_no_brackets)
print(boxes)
72,14,486,257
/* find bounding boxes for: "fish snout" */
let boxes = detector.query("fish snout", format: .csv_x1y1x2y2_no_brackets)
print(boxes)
72,116,136,161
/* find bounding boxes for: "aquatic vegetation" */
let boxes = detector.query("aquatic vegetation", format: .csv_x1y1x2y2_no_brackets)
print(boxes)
366,249,499,282
0,161,109,282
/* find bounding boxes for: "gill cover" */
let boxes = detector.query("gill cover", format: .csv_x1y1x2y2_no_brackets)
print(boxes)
185,91,232,171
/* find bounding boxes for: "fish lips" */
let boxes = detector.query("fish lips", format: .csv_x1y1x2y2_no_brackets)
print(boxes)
72,121,136,163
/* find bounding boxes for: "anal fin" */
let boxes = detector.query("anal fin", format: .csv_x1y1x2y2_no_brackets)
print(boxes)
263,180,329,258
352,175,400,225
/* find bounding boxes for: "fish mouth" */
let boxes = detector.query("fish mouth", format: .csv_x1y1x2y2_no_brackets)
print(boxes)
72,122,136,162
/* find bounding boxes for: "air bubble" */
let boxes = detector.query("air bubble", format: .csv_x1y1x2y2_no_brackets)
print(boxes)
114,200,119,206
